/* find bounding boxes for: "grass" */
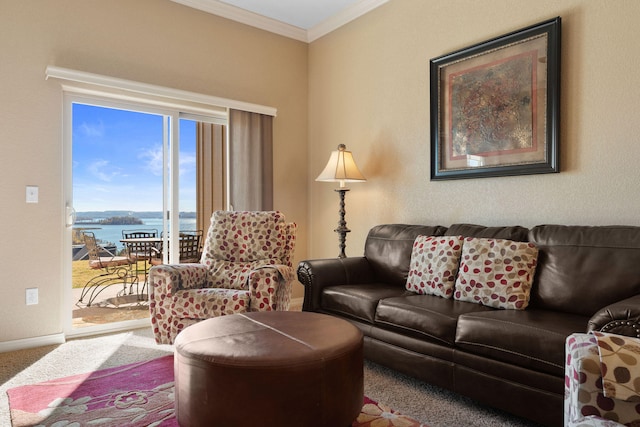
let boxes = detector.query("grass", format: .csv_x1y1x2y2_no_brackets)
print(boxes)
72,260,148,289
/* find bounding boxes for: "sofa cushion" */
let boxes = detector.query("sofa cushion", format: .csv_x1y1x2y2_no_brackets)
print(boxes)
321,283,409,323
445,223,529,241
455,308,589,376
375,294,493,345
405,235,463,298
364,224,448,288
454,238,538,310
529,225,640,316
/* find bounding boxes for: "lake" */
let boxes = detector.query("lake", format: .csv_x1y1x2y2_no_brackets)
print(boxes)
75,218,198,251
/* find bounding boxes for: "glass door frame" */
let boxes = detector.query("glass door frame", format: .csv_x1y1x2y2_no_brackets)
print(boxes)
62,93,182,337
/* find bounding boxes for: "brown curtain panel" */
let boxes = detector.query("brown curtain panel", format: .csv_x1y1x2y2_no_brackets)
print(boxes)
196,122,226,233
228,109,273,211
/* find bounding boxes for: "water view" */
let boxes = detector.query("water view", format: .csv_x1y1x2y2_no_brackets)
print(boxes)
74,215,197,251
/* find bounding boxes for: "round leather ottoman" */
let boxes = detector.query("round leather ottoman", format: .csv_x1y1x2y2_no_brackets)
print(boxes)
173,311,364,427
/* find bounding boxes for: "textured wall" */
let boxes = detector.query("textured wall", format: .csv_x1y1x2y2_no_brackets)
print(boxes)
308,0,640,258
0,0,308,343
3,0,640,346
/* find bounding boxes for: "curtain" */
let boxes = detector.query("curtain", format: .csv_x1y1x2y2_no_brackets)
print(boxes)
196,122,226,233
228,109,273,211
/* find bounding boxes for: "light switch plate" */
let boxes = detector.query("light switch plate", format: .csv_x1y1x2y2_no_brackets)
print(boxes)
26,186,38,203
26,288,38,305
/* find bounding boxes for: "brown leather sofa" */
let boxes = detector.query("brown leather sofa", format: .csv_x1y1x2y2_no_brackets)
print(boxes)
297,223,640,427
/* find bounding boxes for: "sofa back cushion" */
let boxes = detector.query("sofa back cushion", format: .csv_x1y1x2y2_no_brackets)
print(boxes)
364,224,447,287
445,223,530,241
529,225,640,316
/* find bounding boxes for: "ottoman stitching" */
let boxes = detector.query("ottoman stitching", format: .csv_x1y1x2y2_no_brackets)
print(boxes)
239,313,315,349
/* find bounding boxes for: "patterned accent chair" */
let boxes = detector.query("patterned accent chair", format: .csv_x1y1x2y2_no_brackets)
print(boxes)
148,210,297,344
565,331,640,427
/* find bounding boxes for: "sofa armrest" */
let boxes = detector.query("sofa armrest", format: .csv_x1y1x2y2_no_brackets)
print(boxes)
588,294,640,337
297,257,375,312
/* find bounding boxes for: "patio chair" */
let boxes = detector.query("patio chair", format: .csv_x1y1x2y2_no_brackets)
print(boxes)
148,211,297,344
149,230,203,266
122,228,159,291
77,232,138,307
122,228,158,262
177,230,203,263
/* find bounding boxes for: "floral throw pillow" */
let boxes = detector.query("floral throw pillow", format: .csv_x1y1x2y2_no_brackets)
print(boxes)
454,237,538,310
405,235,463,299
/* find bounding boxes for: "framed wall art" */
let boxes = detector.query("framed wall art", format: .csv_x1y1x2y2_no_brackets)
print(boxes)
430,17,561,180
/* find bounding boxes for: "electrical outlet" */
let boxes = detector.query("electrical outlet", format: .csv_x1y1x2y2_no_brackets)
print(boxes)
26,186,38,203
26,288,38,305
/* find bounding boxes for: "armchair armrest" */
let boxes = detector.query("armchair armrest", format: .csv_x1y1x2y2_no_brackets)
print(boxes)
248,264,295,311
588,294,640,337
148,264,209,344
297,257,375,312
565,333,640,426
149,264,209,294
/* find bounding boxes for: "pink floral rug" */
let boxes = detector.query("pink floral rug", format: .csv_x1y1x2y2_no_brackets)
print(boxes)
7,355,426,427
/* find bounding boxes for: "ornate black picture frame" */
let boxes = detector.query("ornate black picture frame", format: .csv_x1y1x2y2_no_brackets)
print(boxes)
430,17,561,180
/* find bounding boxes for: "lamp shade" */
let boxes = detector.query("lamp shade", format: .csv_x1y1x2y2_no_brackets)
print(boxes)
316,144,366,188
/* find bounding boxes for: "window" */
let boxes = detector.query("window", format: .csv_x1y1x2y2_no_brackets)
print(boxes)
48,66,277,334
66,94,226,264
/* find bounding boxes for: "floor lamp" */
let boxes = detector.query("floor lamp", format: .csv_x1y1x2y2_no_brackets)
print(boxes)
316,144,366,258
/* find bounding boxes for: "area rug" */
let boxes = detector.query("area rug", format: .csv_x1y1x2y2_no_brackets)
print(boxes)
7,355,426,427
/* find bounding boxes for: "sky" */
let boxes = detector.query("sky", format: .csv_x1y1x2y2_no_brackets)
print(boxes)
72,103,196,212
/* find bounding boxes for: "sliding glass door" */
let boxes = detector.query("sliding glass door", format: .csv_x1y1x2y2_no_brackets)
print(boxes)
64,94,224,336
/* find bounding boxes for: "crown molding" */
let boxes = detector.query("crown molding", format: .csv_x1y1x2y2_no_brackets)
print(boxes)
308,0,389,42
171,0,308,42
170,0,389,43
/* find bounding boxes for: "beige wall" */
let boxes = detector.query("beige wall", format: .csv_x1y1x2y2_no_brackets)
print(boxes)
3,0,640,346
308,0,640,258
0,0,308,343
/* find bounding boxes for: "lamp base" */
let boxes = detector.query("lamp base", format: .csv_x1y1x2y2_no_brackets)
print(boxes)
334,188,350,258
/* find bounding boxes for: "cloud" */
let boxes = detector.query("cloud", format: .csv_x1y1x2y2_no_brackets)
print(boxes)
73,181,163,212
79,121,105,138
138,146,196,177
179,152,196,176
88,159,121,182
139,145,164,176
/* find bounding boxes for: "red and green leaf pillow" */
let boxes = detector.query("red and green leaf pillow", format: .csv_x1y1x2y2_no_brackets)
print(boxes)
454,237,538,310
405,235,463,298
406,235,538,310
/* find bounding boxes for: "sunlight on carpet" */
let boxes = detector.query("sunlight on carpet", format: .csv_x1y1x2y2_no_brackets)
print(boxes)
7,355,426,427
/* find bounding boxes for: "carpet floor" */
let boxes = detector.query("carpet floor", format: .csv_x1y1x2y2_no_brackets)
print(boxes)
0,327,542,427
7,354,424,426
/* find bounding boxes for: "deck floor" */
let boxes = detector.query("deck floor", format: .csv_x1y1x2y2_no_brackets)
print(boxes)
72,283,149,329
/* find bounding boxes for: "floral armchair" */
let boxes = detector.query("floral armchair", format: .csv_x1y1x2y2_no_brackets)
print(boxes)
148,210,297,344
565,331,640,427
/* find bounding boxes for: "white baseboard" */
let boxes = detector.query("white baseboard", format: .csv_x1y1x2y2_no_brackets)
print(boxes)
0,333,66,354
1,299,305,354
